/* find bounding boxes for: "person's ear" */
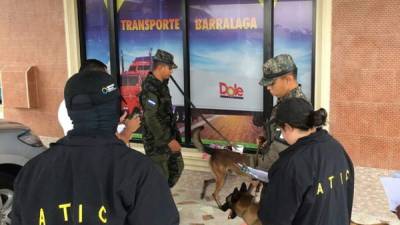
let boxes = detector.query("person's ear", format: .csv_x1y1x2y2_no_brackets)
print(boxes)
286,74,293,83
284,73,295,83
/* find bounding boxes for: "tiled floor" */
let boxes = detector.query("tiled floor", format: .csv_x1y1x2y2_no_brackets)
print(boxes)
352,168,400,225
172,168,400,225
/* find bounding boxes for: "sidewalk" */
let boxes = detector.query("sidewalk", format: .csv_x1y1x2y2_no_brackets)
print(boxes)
172,168,400,225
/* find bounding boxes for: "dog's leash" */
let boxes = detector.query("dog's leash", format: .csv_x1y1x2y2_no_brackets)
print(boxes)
170,75,232,146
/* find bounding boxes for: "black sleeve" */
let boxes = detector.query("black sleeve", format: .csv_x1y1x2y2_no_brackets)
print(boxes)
344,150,355,220
123,161,179,225
258,158,313,225
11,171,23,225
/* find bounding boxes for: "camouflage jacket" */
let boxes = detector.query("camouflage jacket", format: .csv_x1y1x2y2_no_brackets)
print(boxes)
263,85,308,146
139,73,179,151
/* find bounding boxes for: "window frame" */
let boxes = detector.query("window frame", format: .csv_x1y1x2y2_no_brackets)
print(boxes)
76,0,316,151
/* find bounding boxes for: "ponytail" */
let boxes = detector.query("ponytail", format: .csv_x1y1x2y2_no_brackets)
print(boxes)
306,108,327,128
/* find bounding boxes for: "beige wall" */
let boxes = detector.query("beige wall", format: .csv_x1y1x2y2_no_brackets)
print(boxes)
330,0,400,169
0,0,67,137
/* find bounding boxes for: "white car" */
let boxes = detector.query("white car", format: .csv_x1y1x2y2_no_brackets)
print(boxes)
0,120,46,225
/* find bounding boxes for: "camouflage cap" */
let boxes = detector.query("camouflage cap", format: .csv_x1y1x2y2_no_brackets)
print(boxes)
153,49,178,69
258,54,297,86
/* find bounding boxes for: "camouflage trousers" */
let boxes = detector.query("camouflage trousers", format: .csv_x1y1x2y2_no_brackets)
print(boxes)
147,150,184,188
256,141,288,172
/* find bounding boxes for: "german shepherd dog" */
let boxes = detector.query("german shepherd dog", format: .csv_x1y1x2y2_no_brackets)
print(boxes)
192,126,262,207
220,182,261,225
221,183,389,225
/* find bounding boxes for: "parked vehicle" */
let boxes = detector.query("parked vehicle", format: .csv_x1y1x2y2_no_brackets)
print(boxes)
0,120,46,225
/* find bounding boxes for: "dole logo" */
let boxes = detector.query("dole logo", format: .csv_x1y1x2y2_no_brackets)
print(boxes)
219,82,244,99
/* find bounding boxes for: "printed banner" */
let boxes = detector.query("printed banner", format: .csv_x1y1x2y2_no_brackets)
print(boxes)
117,0,184,116
189,0,264,112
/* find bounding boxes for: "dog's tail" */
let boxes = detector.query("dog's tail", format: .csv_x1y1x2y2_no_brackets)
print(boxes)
192,126,214,155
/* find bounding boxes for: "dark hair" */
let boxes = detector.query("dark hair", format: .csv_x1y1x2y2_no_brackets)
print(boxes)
79,59,107,72
276,108,327,131
306,108,327,128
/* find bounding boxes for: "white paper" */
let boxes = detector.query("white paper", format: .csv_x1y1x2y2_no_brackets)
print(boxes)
237,163,269,183
232,145,244,154
392,171,400,178
380,176,400,212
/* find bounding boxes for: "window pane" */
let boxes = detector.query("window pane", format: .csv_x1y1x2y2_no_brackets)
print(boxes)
83,0,110,67
188,0,264,147
117,0,184,137
274,0,314,99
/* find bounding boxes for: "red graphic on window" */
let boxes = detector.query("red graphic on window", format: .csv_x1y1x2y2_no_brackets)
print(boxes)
120,49,153,115
219,82,244,99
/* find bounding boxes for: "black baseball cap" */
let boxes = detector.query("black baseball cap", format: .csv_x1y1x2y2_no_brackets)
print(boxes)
64,71,120,110
275,98,313,128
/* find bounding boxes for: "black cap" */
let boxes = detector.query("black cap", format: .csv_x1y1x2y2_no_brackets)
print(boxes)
64,71,120,110
153,49,178,69
275,98,313,128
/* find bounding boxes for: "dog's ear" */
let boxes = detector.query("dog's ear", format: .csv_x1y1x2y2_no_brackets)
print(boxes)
232,187,241,203
240,182,247,192
232,188,239,199
247,183,254,194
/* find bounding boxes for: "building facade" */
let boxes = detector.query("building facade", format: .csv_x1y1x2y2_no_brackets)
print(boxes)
0,0,399,169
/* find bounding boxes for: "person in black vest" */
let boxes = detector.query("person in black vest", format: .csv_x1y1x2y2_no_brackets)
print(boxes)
258,98,354,225
12,70,179,225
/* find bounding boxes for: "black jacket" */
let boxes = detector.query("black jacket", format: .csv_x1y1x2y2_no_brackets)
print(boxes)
258,129,354,225
12,134,179,225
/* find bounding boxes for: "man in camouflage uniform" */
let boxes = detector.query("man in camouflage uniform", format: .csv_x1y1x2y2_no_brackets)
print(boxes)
257,54,309,171
139,49,184,188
